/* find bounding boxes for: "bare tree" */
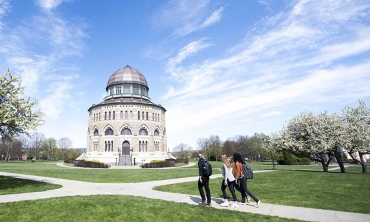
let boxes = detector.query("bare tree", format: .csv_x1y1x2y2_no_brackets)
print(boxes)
197,138,209,159
30,132,46,160
172,143,192,160
58,137,73,159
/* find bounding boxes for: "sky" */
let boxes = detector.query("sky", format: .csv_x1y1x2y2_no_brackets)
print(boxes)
1,0,370,151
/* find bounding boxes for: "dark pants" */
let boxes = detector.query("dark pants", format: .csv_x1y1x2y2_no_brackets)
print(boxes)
239,176,259,203
221,179,238,202
198,177,211,203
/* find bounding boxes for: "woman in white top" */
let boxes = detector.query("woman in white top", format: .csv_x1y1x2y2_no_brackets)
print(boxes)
220,154,239,208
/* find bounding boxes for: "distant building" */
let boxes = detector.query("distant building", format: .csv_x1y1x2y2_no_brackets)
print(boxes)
84,65,168,165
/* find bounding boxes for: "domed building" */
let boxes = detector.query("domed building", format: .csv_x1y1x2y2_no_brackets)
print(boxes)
85,65,168,166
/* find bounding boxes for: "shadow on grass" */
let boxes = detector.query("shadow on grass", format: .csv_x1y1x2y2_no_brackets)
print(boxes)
0,176,62,195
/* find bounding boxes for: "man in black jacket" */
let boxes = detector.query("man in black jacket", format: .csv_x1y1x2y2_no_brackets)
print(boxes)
198,153,211,206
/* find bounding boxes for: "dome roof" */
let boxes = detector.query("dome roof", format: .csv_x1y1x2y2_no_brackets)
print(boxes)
107,65,148,88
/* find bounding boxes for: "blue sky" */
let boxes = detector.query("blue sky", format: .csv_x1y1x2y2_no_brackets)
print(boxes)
1,0,370,150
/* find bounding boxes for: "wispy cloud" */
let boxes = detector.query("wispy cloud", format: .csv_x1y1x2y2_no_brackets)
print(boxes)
163,0,370,146
0,0,87,120
152,0,224,37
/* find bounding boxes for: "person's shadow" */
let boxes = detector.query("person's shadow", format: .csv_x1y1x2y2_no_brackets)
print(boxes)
188,195,223,205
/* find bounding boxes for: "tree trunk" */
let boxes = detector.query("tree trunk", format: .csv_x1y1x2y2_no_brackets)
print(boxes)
359,153,368,174
320,154,328,172
334,150,346,173
5,142,12,163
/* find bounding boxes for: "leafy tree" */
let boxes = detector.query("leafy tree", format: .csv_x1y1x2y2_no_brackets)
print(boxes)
44,137,57,160
67,149,81,159
207,135,222,161
0,69,44,143
172,143,192,160
342,100,370,173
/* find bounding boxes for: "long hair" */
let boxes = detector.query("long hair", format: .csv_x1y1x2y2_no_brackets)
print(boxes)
233,153,245,164
221,154,230,168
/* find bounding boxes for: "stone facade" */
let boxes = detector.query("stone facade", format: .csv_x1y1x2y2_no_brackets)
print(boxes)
85,65,168,166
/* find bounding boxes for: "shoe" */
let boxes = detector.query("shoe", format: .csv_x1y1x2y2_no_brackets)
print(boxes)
239,201,246,205
206,202,212,207
199,201,206,206
256,200,261,208
220,202,229,207
231,203,239,208
247,196,251,203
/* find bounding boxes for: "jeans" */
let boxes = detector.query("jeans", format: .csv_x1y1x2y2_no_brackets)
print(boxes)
239,176,259,203
198,176,211,203
221,179,238,202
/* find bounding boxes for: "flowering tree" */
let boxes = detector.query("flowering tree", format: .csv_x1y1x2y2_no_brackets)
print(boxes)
269,111,345,172
342,100,370,173
0,69,44,161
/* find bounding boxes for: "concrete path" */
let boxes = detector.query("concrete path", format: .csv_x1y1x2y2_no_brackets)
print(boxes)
1,168,369,222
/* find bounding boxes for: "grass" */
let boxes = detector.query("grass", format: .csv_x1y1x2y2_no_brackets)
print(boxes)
0,176,62,195
0,195,304,222
154,167,370,214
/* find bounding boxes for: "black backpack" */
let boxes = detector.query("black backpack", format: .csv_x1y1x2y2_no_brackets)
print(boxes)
243,164,253,179
203,160,212,177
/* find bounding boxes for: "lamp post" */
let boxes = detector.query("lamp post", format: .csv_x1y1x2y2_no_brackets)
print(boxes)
265,139,276,170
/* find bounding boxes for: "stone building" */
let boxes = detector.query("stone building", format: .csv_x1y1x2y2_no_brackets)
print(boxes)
85,65,168,166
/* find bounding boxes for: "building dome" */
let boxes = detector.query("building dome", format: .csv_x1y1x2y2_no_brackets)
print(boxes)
107,65,148,88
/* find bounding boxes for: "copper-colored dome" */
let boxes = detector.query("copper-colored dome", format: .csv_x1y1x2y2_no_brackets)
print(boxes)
107,65,148,88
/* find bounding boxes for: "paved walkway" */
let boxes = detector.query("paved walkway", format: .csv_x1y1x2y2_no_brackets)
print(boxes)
1,166,369,222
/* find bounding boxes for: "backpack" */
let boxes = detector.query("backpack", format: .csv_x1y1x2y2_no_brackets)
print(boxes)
243,164,253,179
203,160,212,177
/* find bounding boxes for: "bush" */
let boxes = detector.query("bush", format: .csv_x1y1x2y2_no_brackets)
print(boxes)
277,152,310,165
141,159,176,168
73,160,109,168
64,159,75,164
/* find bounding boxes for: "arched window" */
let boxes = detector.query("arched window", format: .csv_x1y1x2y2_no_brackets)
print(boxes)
105,141,107,152
152,113,154,121
139,129,148,135
109,111,111,120
142,111,144,120
120,111,123,119
121,128,132,135
154,129,159,136
130,111,133,119
139,141,142,152
93,114,95,122
158,114,160,122
138,111,140,120
125,111,128,119
146,112,148,120
105,128,114,135
105,112,107,120
99,113,101,121
94,129,99,136
113,111,115,120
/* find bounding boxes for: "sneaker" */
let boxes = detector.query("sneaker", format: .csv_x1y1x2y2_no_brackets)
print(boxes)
199,201,206,206
239,201,246,205
231,203,239,208
206,202,212,207
256,200,261,208
220,202,229,207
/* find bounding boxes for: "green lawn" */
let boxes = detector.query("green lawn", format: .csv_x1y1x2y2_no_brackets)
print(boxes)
154,167,370,214
0,176,62,195
0,195,303,222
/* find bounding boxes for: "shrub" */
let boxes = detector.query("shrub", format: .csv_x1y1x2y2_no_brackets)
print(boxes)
277,152,309,165
141,159,176,168
73,160,109,168
64,159,75,164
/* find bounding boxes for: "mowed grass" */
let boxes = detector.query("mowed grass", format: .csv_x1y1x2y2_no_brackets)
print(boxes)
0,176,62,195
0,161,199,183
154,167,370,214
0,195,304,222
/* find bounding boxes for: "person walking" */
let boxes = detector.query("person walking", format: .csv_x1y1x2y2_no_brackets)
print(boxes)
231,157,250,203
233,152,261,208
198,153,211,206
220,154,239,208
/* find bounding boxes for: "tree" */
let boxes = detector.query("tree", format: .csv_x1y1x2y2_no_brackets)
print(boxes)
342,100,370,173
58,137,73,159
269,111,345,172
172,143,192,160
222,139,236,157
197,137,210,159
207,135,222,161
44,137,57,160
0,69,44,142
30,132,46,160
67,149,81,159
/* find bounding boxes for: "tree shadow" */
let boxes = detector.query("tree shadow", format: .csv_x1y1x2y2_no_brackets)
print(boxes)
0,176,49,192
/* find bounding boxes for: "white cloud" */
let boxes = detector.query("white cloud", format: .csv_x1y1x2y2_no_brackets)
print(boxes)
36,0,69,12
260,111,283,118
200,7,224,29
